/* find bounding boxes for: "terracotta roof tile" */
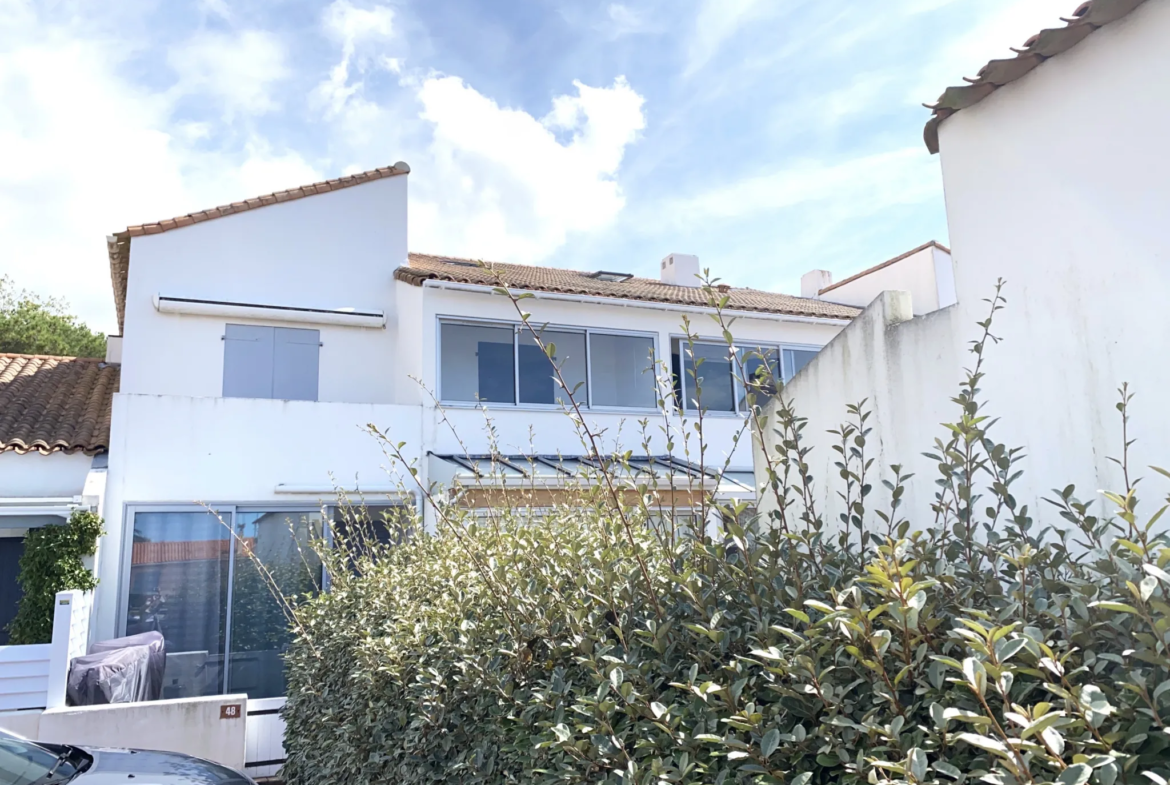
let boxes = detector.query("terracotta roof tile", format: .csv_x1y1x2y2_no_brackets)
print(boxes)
0,354,120,455
397,253,861,320
923,0,1148,154
107,161,411,332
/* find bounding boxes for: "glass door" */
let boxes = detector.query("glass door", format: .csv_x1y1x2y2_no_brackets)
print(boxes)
226,510,323,699
125,508,232,699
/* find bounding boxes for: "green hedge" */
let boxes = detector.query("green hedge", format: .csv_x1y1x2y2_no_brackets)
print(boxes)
280,285,1169,784
6,509,102,644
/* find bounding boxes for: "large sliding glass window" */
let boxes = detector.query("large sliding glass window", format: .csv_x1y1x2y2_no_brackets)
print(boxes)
672,338,821,415
124,504,409,701
439,319,657,410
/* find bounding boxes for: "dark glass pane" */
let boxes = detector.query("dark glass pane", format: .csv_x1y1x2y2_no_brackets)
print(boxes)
737,346,779,411
684,343,736,412
126,510,230,699
518,330,587,406
331,504,414,570
440,323,515,403
670,338,683,409
784,348,819,381
227,510,323,700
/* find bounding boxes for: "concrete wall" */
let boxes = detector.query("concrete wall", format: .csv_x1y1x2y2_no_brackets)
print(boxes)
36,694,248,770
756,2,1170,534
819,244,955,316
119,175,408,404
0,453,92,498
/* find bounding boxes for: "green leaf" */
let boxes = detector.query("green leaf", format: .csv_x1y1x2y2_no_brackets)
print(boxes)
1090,601,1140,614
760,728,780,758
908,748,928,782
1058,764,1092,785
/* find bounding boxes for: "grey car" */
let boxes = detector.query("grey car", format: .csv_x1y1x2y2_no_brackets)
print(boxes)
0,728,255,784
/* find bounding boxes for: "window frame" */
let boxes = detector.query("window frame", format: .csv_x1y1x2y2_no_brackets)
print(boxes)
670,335,823,416
435,316,661,413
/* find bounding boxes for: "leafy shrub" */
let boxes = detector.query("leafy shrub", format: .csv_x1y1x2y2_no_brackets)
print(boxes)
7,509,103,644
279,282,1169,785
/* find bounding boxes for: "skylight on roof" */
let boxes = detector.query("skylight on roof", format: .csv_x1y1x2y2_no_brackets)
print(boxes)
444,259,480,268
589,270,633,283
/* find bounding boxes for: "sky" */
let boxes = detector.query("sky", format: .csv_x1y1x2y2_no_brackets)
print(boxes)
0,0,1081,334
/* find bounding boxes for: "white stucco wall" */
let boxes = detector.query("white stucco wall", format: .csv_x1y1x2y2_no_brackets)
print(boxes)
756,2,1170,534
119,174,408,404
0,453,92,498
819,244,955,317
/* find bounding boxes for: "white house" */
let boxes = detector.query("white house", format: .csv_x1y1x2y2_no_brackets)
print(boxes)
754,0,1169,534
0,353,116,647
91,157,863,732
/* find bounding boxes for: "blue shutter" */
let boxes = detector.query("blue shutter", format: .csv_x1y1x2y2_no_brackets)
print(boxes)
223,324,274,399
273,327,320,401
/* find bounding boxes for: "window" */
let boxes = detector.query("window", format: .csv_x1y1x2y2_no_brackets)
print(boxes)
223,324,319,401
589,333,656,408
439,320,657,410
519,329,587,406
672,338,820,414
440,322,515,403
125,507,323,700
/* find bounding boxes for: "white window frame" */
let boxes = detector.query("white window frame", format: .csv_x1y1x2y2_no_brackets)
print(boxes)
435,316,660,413
669,335,823,416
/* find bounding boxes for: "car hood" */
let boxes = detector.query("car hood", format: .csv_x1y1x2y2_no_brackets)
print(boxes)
75,747,253,784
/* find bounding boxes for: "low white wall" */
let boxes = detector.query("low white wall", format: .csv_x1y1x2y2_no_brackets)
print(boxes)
37,693,249,770
0,709,41,738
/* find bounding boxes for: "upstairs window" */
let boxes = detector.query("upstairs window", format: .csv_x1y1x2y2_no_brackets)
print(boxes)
223,324,320,401
439,319,657,410
671,338,820,414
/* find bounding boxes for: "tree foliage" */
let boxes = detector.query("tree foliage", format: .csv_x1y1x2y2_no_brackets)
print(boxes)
7,510,103,644
276,280,1170,785
0,275,106,357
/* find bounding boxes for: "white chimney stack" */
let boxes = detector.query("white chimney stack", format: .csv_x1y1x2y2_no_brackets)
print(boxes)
660,253,701,287
801,270,833,299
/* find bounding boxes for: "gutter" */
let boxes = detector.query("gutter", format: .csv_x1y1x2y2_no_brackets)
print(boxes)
420,280,854,326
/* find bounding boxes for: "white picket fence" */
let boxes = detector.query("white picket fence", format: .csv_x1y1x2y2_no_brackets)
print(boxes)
0,591,91,712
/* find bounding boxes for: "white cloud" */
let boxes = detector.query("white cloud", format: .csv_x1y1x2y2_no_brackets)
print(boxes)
314,0,397,117
684,0,767,76
0,5,317,332
657,147,940,226
409,75,646,262
169,29,289,116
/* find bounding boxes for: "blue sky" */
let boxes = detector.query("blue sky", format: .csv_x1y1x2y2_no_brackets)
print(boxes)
0,0,1079,333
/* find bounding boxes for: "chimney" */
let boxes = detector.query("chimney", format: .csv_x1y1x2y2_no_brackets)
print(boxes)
801,270,833,299
660,253,701,287
105,335,123,364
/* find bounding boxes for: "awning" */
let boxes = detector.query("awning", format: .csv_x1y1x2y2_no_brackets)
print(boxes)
428,454,757,501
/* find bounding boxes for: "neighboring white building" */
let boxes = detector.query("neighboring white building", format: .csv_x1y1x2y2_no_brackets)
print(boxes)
755,0,1168,535
92,160,862,720
0,353,117,646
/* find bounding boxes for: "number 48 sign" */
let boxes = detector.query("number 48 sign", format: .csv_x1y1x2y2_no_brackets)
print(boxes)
220,704,242,720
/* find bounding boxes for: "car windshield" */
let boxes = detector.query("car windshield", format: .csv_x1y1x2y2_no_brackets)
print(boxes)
0,732,60,785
